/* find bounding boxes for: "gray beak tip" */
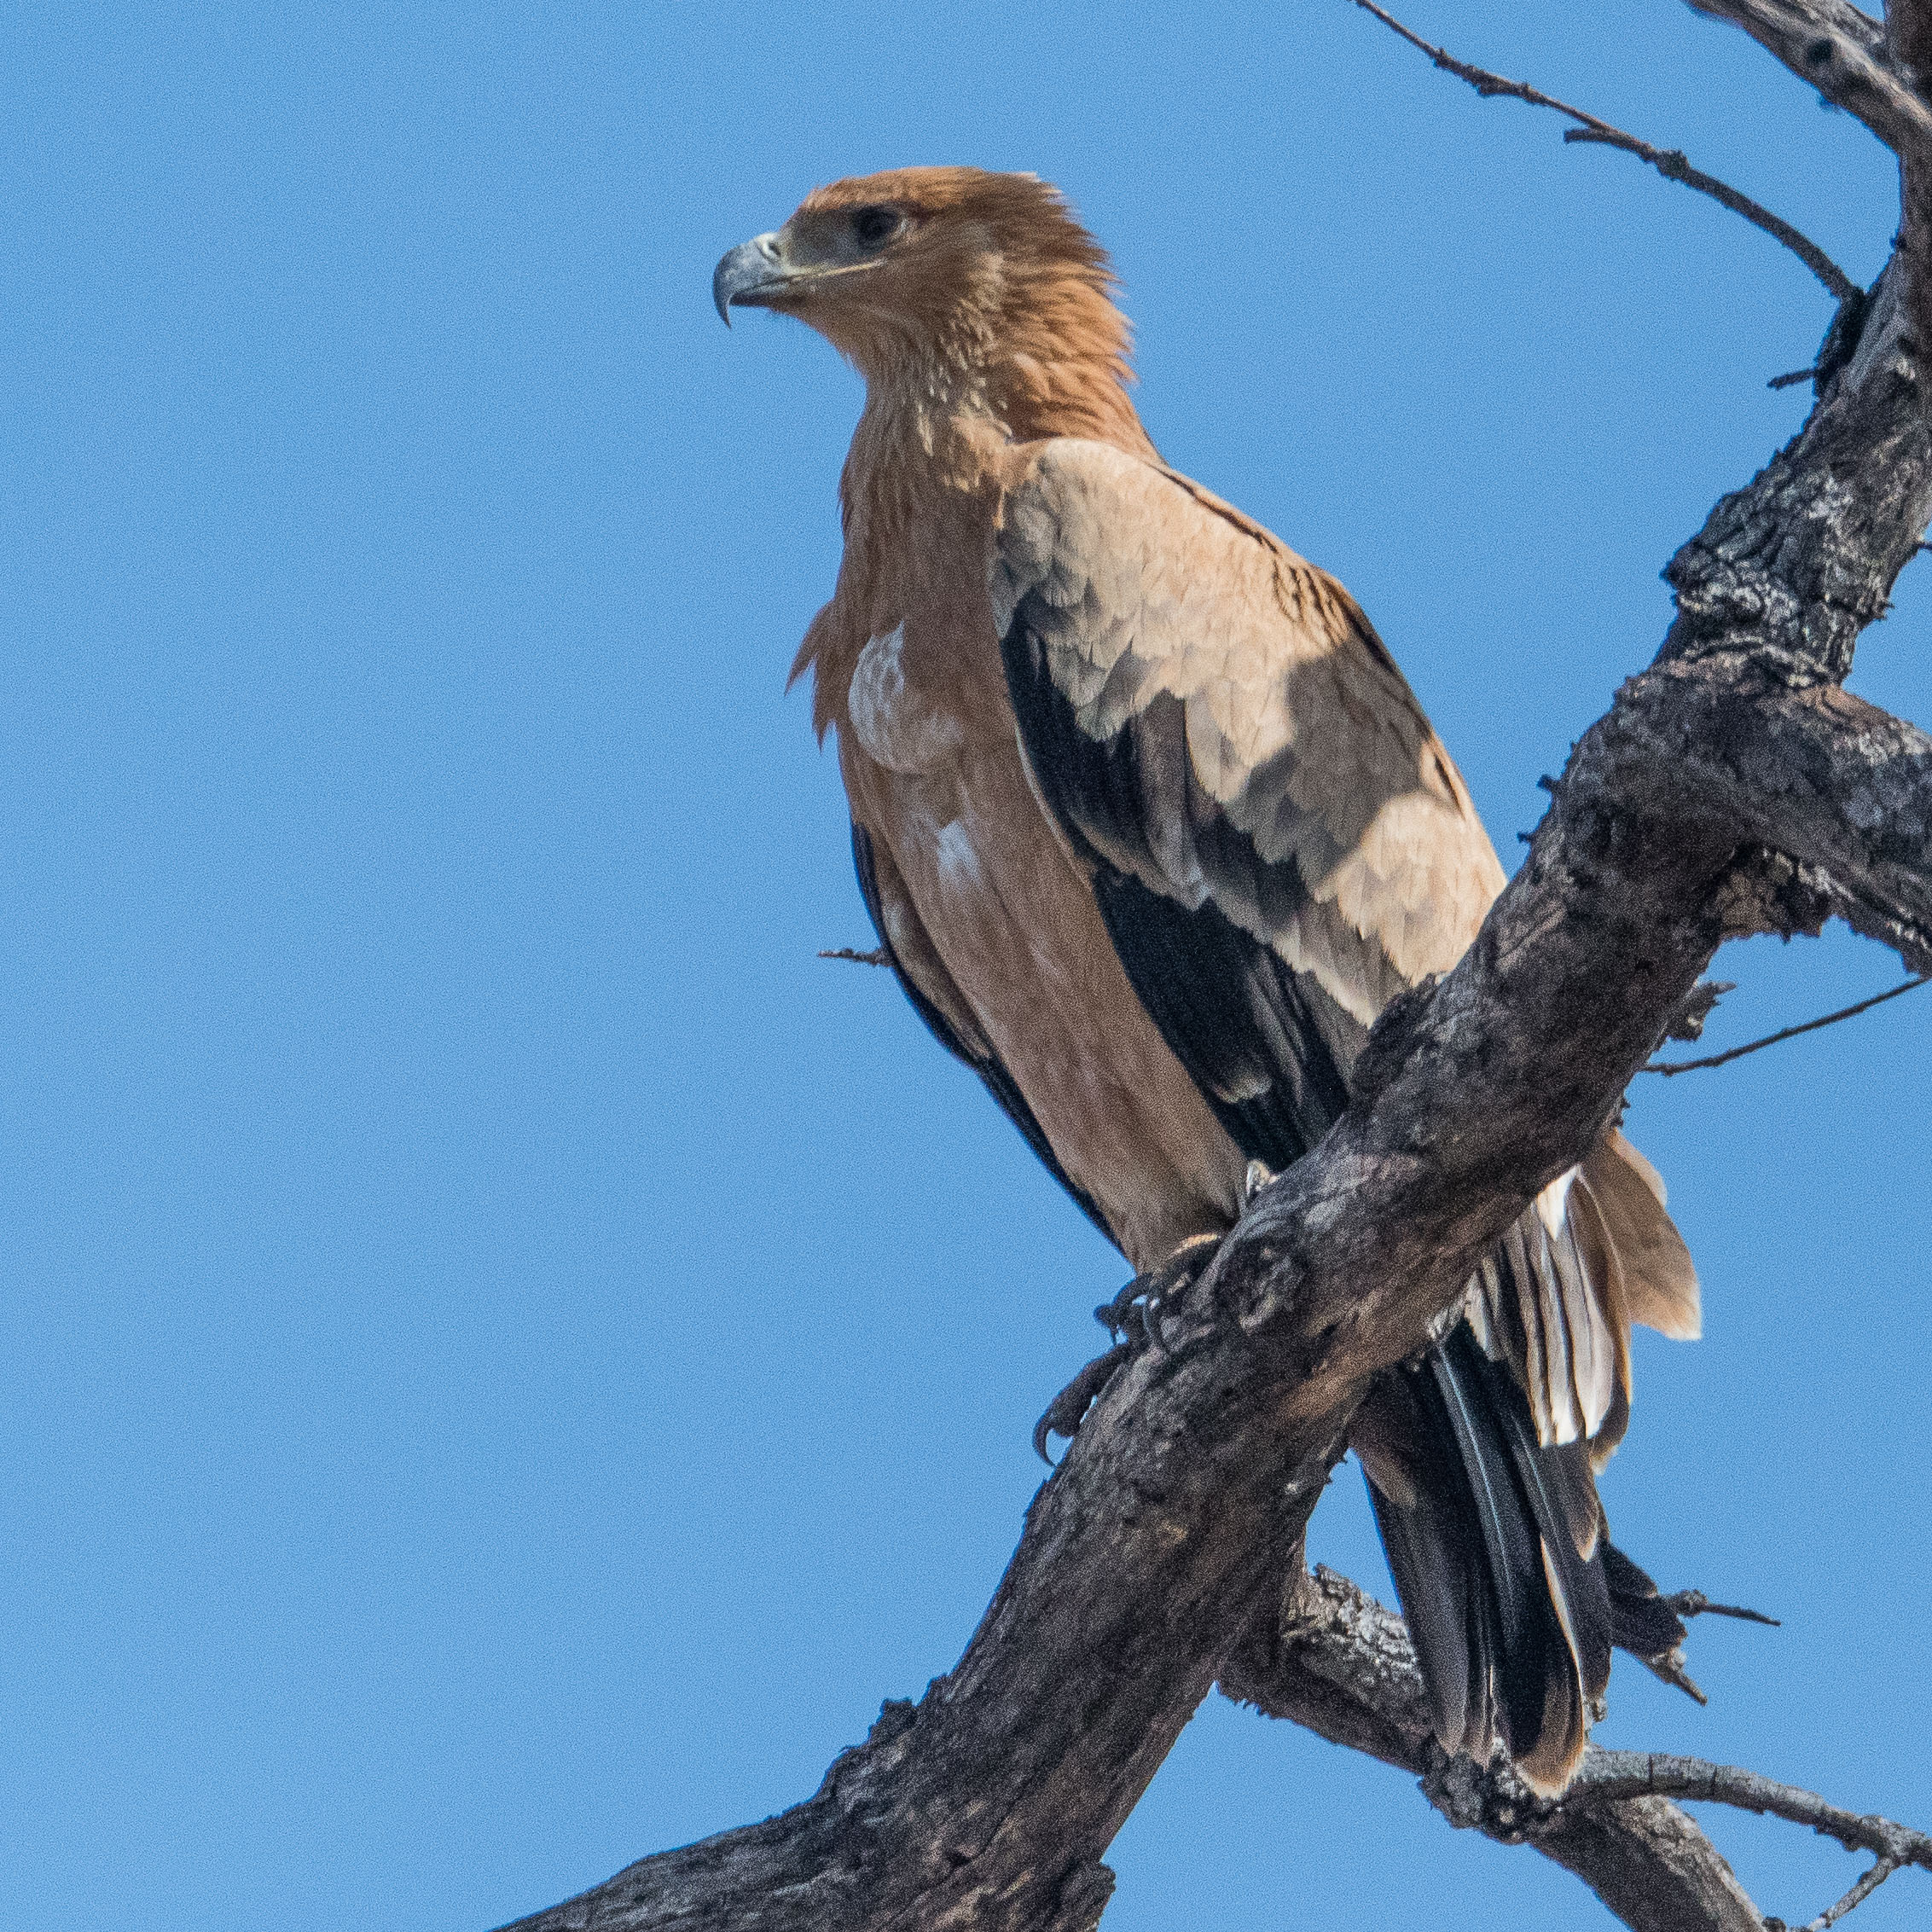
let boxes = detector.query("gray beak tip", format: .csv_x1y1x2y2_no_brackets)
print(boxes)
713,235,785,330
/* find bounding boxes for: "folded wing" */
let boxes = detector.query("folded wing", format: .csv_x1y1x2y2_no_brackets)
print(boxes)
992,438,1699,1789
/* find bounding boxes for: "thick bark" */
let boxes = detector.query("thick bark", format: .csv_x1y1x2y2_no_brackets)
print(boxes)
1221,1568,1763,1932
497,9,1932,1929
1688,2,1932,159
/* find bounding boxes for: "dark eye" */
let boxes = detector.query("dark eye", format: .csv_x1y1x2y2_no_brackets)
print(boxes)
850,206,899,247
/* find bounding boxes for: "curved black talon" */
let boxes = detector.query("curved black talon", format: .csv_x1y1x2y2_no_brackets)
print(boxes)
1094,1281,1163,1354
1039,1235,1227,1464
1094,1232,1221,1353
1094,1278,1145,1344
1034,1343,1131,1464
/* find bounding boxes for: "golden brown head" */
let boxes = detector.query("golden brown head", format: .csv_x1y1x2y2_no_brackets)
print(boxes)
713,167,1146,447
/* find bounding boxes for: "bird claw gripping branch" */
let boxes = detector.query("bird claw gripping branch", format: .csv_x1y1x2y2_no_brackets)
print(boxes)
1033,1233,1225,1464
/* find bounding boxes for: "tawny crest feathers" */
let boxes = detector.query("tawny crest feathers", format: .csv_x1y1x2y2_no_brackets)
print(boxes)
784,168,1146,446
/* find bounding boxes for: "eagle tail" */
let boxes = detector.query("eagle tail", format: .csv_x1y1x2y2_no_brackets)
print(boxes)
1356,1326,1680,1794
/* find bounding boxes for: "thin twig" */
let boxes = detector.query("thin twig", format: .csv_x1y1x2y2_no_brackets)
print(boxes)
1642,976,1928,1075
1350,0,1859,301
1803,1856,1898,1930
1568,1752,1932,1883
1662,1587,1779,1627
819,946,890,966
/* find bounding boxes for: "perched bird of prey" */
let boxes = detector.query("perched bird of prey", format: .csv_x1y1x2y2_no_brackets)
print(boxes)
713,167,1703,1794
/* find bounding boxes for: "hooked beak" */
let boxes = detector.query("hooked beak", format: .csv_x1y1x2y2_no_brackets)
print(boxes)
712,232,791,326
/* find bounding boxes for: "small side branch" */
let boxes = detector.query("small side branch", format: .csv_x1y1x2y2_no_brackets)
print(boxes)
1350,0,1859,299
1802,1856,1899,1930
1571,1755,1932,1869
1642,975,1928,1075
1570,1753,1931,1925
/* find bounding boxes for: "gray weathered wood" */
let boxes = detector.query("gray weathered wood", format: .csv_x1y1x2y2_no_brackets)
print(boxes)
1221,1567,1764,1932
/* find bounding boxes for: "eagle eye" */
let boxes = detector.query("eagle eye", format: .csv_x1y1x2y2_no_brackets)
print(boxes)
850,206,900,248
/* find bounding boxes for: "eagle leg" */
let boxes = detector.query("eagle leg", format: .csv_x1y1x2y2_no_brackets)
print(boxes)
1034,1233,1225,1464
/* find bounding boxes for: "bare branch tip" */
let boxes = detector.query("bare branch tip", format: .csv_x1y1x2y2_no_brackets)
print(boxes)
1664,1586,1782,1627
1798,1854,1901,1929
1643,976,1929,1076
1353,0,1856,299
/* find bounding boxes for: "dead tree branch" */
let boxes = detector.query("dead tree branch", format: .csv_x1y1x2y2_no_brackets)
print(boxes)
1353,0,1859,299
1225,1565,1926,1931
1221,1566,1767,1932
495,9,1932,1930
1642,971,1928,1072
1690,1,1932,157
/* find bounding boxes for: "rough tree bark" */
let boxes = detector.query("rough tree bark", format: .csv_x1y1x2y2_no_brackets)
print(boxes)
500,6,1932,1929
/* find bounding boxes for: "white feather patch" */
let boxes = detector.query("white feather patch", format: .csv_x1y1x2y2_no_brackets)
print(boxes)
934,819,983,891
847,624,962,775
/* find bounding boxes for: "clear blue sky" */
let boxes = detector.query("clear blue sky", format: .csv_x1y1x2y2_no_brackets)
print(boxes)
3,4,1927,1929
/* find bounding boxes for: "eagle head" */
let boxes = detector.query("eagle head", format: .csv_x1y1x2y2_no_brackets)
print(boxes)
713,166,1137,438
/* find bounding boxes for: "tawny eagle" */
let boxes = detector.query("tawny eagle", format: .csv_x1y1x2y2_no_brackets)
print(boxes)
714,166,1701,1794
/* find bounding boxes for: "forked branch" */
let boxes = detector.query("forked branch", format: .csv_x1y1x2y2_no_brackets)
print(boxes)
1689,0,1932,158
1226,1564,1929,1932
